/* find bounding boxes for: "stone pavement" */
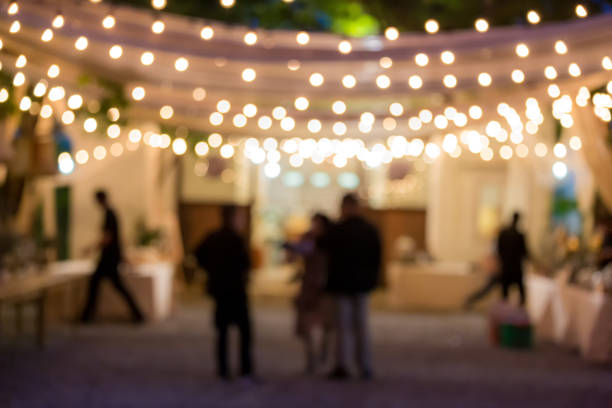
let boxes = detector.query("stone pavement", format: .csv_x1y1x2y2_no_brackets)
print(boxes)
1,300,611,407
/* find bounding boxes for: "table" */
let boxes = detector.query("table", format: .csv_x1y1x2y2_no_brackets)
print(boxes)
386,262,492,311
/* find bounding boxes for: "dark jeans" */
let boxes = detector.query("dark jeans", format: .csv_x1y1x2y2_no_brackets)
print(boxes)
214,296,253,378
81,259,144,322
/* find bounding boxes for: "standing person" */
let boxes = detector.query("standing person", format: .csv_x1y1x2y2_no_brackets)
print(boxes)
284,213,333,374
497,212,529,306
195,205,254,381
81,190,144,323
325,193,381,380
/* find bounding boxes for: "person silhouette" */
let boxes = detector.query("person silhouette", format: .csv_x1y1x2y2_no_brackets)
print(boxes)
81,190,144,323
324,193,381,380
195,205,254,381
497,212,529,306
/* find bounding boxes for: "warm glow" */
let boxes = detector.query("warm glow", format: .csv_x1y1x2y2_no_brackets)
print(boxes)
109,45,123,59
242,68,256,82
575,4,588,18
160,105,174,120
193,87,206,101
408,75,423,89
425,19,439,34
296,31,310,45
172,138,188,155
511,69,525,83
385,27,399,41
9,21,20,34
141,51,155,66
200,26,214,40
195,141,209,157
478,72,492,87
544,66,557,80
75,36,88,51
221,0,236,8
474,18,489,32
294,97,309,111
67,94,83,110
527,10,541,24
309,73,324,87
415,53,429,67
102,15,116,29
52,14,65,28
342,75,357,88
8,2,19,15
41,28,54,42
175,57,189,72
84,118,98,133
131,86,145,101
568,62,581,77
209,133,223,148
440,51,455,65
15,55,26,68
555,40,568,55
151,20,165,34
379,57,393,69
332,100,347,115
443,74,457,88
152,0,167,10
307,119,322,133
244,31,258,46
516,43,529,58
338,40,352,54
376,75,391,89
217,99,231,113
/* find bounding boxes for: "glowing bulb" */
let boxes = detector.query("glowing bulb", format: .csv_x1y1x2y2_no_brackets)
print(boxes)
469,105,483,119
193,87,206,101
527,10,540,24
152,0,167,10
258,116,272,130
389,102,404,117
296,31,310,45
129,129,142,143
217,100,231,113
294,97,309,111
19,96,31,111
280,117,296,131
41,28,53,42
15,55,26,68
307,119,322,133
75,36,88,51
548,84,561,98
575,4,588,18
516,43,529,58
195,141,209,157
8,2,19,15
67,94,83,110
160,105,174,120
376,75,391,89
272,106,287,120
552,162,568,179
332,122,347,136
309,73,324,87
75,150,89,165
221,0,235,8
33,81,47,97
200,26,214,40
58,154,74,174
478,72,492,87
131,86,145,101
208,133,223,148
102,15,115,29
338,40,352,54
84,118,98,133
602,56,612,71
233,113,247,128
554,40,568,55
385,27,399,41
243,103,257,118
415,53,429,67
379,57,393,69
172,138,187,155
52,14,64,28
441,50,455,64
93,146,107,160
443,74,457,88
264,162,281,178
568,63,581,77
332,100,347,115
553,143,567,158
220,144,235,159
425,19,439,34
107,124,121,139
109,45,123,59
544,66,557,80
244,31,258,46
9,21,20,33
408,75,423,89
48,86,65,101
242,68,256,82
141,51,154,66
342,75,357,88
175,57,189,72
511,69,525,83
475,18,489,32
287,60,301,71
151,20,165,34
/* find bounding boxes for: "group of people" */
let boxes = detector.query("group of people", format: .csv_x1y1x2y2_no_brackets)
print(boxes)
195,193,382,382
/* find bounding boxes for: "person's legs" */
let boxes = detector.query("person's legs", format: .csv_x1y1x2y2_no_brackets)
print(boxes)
80,268,104,322
330,295,351,378
464,274,500,308
352,294,373,377
215,303,230,379
108,267,144,321
237,298,253,377
516,277,526,306
501,277,510,301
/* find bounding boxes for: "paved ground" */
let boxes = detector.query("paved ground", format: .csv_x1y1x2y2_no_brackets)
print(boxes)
1,300,611,408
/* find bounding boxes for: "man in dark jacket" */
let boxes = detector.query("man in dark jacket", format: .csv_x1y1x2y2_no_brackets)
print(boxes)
325,193,381,380
195,205,254,381
497,212,529,306
81,190,144,323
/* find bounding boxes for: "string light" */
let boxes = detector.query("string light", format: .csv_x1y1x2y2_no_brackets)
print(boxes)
555,40,568,55
575,4,588,18
602,56,612,70
309,73,324,87
294,97,309,111
8,2,19,15
415,53,429,67
244,31,258,45
443,74,457,88
379,57,393,69
511,69,525,83
160,105,174,119
408,75,423,89
242,68,256,82
131,86,145,101
478,72,492,87
9,21,21,33
41,29,53,42
376,75,391,89
544,66,557,80
141,51,154,65
474,18,489,33
385,27,399,41
338,40,352,54
52,14,65,28
172,138,187,155
516,43,529,58
200,26,214,40
568,62,581,77
75,36,88,51
527,10,541,24
342,75,356,88
175,57,189,71
102,14,116,29
151,20,165,34
15,55,26,68
13,72,25,86
332,100,347,115
441,51,455,64
109,45,123,59
152,0,167,10
296,31,310,45
220,0,236,8
425,19,439,34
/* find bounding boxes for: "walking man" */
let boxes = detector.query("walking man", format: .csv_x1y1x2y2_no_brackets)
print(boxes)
325,193,381,380
81,190,144,323
497,212,529,306
195,205,254,381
